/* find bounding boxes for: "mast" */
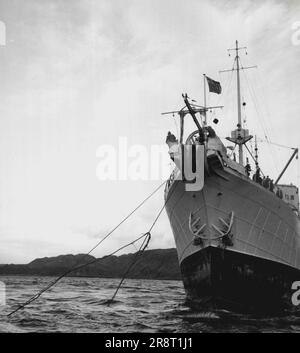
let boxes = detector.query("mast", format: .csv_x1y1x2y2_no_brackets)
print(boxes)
235,40,243,164
203,74,207,126
221,40,257,167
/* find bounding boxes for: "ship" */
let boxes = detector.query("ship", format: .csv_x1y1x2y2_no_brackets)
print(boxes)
163,41,300,314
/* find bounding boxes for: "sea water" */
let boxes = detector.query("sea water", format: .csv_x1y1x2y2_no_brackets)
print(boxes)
0,276,300,333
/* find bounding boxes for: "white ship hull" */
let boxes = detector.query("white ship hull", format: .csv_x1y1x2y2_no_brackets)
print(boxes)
165,165,300,312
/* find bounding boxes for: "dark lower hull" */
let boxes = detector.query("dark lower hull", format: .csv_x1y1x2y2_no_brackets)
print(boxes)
180,246,300,314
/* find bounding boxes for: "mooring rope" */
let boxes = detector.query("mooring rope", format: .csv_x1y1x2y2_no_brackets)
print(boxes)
7,175,182,317
106,232,152,305
7,232,152,317
105,179,180,303
84,180,167,256
7,180,168,317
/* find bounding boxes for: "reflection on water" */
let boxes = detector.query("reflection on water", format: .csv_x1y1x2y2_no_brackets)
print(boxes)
0,275,299,333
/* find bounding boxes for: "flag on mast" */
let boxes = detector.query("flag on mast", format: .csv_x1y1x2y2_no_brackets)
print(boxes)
206,76,222,94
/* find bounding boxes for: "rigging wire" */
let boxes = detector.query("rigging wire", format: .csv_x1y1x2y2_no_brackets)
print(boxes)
105,232,151,305
240,63,279,176
215,59,235,140
257,139,296,150
254,69,278,142
206,57,235,125
239,59,269,137
240,66,268,139
216,60,235,108
7,179,167,317
83,180,166,257
106,178,180,304
241,62,278,169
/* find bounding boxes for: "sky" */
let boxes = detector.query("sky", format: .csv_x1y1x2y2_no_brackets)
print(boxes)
0,0,300,263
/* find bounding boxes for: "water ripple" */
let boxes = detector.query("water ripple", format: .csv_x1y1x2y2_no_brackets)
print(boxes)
0,275,300,332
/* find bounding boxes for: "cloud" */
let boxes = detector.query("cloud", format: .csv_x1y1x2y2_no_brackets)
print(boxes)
0,0,299,262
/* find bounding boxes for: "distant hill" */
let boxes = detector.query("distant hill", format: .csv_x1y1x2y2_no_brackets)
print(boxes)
0,249,182,280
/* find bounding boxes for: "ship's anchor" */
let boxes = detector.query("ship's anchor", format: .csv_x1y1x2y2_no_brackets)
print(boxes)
188,213,207,246
211,211,234,247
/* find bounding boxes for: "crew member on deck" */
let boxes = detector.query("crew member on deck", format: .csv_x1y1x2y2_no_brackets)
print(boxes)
245,158,251,177
165,131,177,144
265,176,271,190
276,188,283,199
253,168,262,184
165,131,178,162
